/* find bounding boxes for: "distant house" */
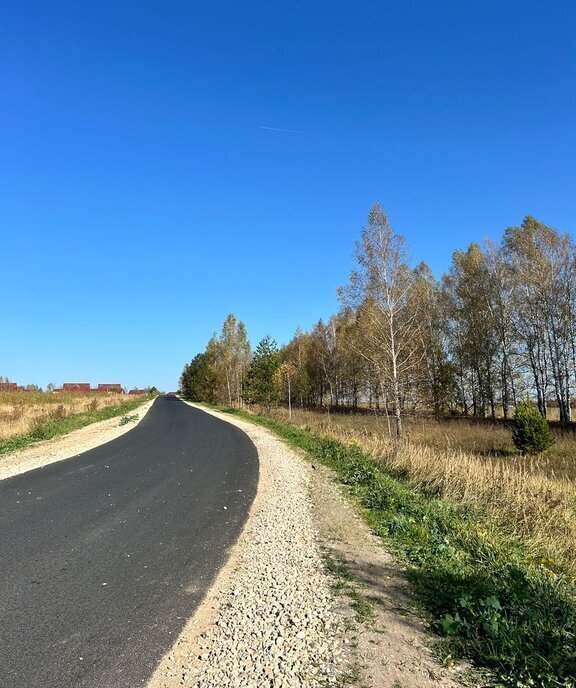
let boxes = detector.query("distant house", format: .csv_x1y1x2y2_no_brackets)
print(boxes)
0,382,18,391
128,389,145,395
97,383,124,394
62,383,91,392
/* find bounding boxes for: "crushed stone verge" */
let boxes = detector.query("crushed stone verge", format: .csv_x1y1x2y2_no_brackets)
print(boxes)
148,404,349,688
0,398,155,481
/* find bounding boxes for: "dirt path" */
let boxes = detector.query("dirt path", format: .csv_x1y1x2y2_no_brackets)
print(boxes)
310,462,467,687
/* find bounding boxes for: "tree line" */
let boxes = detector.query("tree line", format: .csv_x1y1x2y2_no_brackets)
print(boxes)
180,204,576,436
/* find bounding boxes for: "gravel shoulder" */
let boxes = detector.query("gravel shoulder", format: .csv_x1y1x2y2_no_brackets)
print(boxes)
148,404,347,687
0,398,155,481
149,405,465,688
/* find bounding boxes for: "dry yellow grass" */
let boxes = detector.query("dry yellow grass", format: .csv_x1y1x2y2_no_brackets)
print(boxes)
0,391,137,440
268,408,576,576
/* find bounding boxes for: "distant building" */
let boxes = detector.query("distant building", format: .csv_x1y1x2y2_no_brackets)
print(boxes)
97,383,124,394
128,389,145,395
0,382,18,391
62,383,91,392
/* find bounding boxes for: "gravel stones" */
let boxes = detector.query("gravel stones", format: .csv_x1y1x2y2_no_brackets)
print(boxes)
165,407,346,687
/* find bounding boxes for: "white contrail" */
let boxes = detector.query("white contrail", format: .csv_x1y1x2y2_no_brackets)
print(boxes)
259,125,308,134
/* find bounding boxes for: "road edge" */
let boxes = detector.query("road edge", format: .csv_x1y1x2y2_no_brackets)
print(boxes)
146,402,267,686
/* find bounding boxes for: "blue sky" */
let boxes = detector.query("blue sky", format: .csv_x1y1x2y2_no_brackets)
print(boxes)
2,1,575,391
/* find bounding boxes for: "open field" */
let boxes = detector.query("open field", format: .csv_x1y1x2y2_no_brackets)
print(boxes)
264,408,576,580
0,391,148,445
281,409,576,479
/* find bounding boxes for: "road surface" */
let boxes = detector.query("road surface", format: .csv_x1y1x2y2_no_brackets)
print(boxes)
0,397,258,687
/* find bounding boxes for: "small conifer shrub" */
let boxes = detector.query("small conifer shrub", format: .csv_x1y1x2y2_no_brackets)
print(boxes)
512,400,555,454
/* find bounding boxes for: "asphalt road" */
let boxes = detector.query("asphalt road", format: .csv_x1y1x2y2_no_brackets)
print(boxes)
0,397,258,688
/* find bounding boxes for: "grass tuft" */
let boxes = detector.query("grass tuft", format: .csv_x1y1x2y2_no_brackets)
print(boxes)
322,551,376,625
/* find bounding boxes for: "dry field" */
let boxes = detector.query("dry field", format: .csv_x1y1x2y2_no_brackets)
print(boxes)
0,390,138,440
268,407,576,577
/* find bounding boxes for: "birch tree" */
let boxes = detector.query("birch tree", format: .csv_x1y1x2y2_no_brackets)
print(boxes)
484,239,519,419
504,217,575,420
219,314,251,407
339,203,423,438
442,243,499,417
275,361,297,419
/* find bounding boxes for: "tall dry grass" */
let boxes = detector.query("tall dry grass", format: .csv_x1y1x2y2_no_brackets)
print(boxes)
0,391,136,440
269,407,576,576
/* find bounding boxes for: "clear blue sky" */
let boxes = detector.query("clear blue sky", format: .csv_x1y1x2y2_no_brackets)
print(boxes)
2,1,575,391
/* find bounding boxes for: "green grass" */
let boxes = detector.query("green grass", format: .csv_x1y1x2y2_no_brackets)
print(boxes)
208,405,576,688
0,396,152,455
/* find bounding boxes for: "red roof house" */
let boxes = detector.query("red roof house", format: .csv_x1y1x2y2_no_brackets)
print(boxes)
97,384,124,393
62,383,91,392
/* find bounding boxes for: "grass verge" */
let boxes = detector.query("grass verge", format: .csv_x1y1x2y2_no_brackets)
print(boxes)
208,405,576,688
0,396,153,455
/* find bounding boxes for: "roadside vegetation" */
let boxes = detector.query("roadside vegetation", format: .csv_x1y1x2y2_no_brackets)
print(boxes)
265,408,576,575
0,390,155,455
181,204,576,686
211,405,576,688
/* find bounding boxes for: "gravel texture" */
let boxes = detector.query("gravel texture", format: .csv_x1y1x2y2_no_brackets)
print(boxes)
0,399,155,481
149,405,347,688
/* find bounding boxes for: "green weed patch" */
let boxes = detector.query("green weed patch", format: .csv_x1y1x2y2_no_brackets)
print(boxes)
119,414,140,426
213,406,576,688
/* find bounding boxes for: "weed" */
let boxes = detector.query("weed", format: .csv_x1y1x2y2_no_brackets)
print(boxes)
335,662,364,686
119,414,139,426
323,551,376,625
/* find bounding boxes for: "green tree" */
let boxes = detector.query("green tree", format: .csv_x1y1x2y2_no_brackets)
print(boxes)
180,352,217,402
245,336,280,410
512,400,555,455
